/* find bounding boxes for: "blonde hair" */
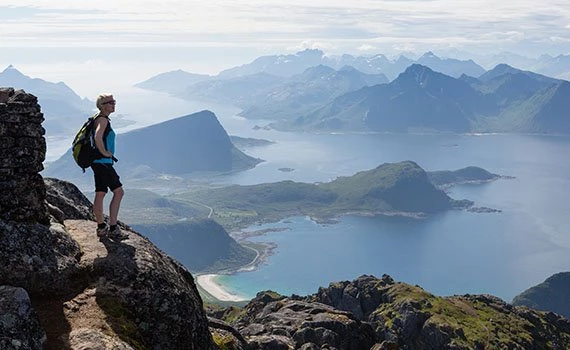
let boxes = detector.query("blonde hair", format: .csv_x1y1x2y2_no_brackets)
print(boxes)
96,93,114,110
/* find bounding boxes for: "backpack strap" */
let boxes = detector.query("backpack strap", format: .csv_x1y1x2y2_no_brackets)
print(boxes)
92,114,114,161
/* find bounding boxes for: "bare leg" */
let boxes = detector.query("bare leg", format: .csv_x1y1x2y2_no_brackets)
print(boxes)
93,191,107,224
109,186,124,226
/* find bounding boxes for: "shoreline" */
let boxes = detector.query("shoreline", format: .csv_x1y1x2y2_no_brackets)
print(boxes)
195,274,249,302
195,229,283,303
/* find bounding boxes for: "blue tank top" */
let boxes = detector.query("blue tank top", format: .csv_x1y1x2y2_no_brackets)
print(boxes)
93,122,116,164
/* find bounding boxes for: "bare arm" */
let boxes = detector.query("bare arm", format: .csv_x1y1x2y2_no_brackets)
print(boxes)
93,118,113,158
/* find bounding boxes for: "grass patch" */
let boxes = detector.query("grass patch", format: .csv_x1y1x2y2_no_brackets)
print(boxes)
97,296,148,350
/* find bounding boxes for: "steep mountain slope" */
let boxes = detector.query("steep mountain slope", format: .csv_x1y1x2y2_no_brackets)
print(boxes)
133,219,256,273
42,110,261,189
286,63,570,134
298,64,490,132
321,160,453,213
512,272,570,319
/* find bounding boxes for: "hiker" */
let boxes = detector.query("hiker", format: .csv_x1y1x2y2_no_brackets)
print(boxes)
91,93,127,240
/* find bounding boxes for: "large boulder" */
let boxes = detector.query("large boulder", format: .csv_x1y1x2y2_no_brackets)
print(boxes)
230,291,377,349
0,286,46,349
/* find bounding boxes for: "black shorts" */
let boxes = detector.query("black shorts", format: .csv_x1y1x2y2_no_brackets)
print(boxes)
91,163,122,193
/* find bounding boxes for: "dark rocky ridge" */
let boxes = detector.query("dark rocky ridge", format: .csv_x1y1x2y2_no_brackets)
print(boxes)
210,275,570,349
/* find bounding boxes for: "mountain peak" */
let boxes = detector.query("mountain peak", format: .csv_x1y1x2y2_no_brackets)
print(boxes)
404,63,435,75
420,51,438,59
1,65,25,76
296,48,324,57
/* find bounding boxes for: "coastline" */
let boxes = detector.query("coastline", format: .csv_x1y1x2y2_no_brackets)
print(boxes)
195,229,283,303
195,274,249,302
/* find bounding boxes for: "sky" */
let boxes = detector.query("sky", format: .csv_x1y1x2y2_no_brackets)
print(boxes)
1,0,570,97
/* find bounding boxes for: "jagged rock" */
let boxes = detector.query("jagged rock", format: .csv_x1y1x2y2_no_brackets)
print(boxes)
0,221,81,296
0,87,48,224
211,274,570,349
0,286,46,349
313,274,395,320
232,292,376,349
309,275,570,349
44,177,94,222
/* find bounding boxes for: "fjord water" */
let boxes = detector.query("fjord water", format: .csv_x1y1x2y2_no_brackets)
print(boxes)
211,122,570,302
46,91,570,302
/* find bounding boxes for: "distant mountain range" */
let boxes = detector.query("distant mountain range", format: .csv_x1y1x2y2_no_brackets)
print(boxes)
238,65,389,120
136,50,570,135
42,110,261,189
289,64,570,134
0,65,93,136
216,49,486,80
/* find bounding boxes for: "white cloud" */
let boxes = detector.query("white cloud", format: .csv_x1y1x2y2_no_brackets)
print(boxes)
2,0,570,92
1,0,568,57
357,44,377,52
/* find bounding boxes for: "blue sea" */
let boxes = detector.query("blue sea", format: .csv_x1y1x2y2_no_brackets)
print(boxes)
211,121,570,302
48,91,570,302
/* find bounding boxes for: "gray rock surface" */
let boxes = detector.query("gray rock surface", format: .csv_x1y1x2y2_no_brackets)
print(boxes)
231,291,376,349
0,286,46,350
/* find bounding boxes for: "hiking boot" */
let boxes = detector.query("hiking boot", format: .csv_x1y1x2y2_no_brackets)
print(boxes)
96,223,108,237
108,225,128,240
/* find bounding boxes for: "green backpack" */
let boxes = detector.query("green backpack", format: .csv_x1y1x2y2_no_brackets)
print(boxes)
71,114,112,172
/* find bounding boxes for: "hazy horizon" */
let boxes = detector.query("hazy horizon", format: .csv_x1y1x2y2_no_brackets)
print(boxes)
2,1,570,98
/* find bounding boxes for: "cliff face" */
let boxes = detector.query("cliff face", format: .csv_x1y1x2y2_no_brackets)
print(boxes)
0,88,217,350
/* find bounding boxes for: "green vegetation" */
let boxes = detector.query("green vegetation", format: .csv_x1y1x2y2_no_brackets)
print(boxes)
428,166,499,187
372,283,569,349
211,332,237,350
119,188,208,225
169,161,454,230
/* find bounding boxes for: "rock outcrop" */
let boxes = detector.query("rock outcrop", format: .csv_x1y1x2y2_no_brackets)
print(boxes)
0,88,48,224
211,275,570,349
0,88,217,349
0,285,46,349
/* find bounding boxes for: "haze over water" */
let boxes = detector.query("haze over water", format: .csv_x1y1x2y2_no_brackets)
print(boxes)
47,91,570,302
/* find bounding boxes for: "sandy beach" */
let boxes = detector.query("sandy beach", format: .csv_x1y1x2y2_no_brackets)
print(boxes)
196,274,249,302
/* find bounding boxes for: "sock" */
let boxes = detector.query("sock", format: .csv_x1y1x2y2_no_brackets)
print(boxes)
98,223,107,229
